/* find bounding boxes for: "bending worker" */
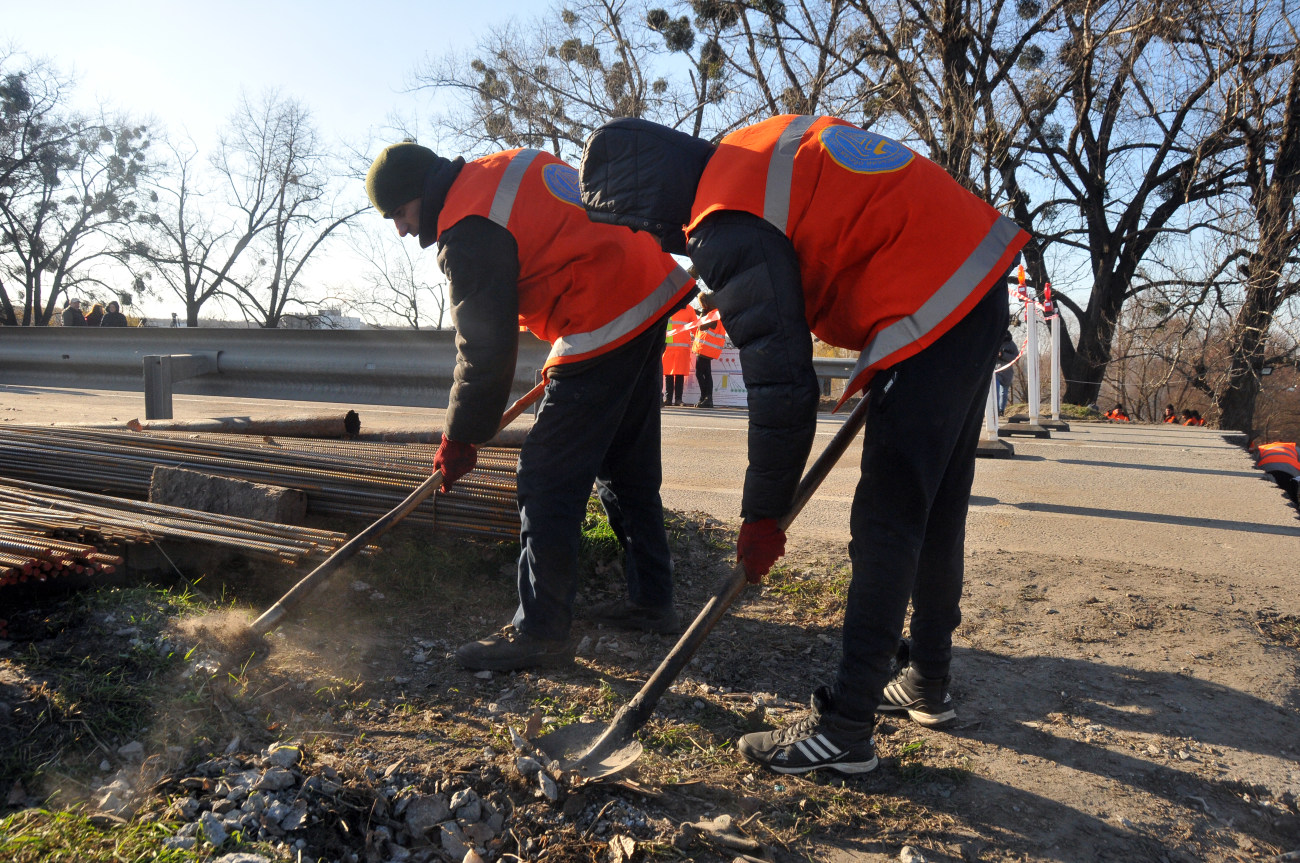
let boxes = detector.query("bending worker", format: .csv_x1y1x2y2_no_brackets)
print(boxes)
580,115,1027,775
366,141,694,672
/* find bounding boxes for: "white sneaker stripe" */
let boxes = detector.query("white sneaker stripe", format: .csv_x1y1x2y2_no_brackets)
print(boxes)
815,734,842,756
794,739,821,762
801,737,830,760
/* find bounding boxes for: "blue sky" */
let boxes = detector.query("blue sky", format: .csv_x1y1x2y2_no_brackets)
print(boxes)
7,1,540,156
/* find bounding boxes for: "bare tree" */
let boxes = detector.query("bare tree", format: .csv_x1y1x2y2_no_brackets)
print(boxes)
211,91,365,328
122,139,258,325
323,229,449,329
1202,4,1300,432
0,51,153,325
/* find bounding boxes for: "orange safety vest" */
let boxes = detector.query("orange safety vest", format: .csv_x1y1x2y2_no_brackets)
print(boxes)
693,321,727,360
438,149,694,372
685,115,1028,403
1256,442,1300,479
663,307,697,376
1106,409,1130,421
1163,414,1177,423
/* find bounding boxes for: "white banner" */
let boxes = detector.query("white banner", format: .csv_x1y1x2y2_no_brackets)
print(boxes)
674,346,747,407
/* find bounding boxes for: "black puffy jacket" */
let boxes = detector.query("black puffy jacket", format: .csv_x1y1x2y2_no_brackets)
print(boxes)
581,120,820,521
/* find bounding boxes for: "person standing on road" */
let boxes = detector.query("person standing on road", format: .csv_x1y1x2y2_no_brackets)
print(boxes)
663,304,697,406
692,301,726,409
100,301,129,327
366,141,694,672
580,114,1027,775
995,330,1018,415
61,299,86,327
84,302,105,327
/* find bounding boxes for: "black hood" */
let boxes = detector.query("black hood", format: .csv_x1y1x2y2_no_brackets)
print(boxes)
579,118,715,253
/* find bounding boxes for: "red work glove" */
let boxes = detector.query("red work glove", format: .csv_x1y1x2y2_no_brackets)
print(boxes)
433,437,477,492
737,518,786,584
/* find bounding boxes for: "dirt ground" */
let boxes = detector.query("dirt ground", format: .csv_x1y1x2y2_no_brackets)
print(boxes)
2,502,1298,863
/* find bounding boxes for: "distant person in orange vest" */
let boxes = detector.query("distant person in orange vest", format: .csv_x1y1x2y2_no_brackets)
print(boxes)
581,114,1028,775
366,141,694,672
1162,404,1178,423
1253,441,1299,505
1181,409,1204,426
663,305,697,406
692,302,726,409
1106,404,1131,421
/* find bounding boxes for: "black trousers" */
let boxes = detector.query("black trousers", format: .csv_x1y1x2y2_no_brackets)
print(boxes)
694,357,713,403
833,281,1007,720
513,322,675,640
664,374,684,404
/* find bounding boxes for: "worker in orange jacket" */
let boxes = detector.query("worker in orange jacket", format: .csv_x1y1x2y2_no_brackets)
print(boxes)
1162,404,1178,423
1254,441,1300,505
663,305,697,406
692,309,726,408
366,142,694,672
580,114,1027,775
1106,405,1131,421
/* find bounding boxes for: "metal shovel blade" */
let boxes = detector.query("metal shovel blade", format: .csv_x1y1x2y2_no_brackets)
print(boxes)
533,722,644,779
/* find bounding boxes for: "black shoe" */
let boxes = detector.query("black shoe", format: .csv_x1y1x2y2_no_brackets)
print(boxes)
696,399,713,408
879,666,955,726
737,687,877,775
455,625,575,672
585,599,680,634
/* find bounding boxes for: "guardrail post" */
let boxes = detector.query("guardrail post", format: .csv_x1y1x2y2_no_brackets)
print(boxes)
143,352,220,419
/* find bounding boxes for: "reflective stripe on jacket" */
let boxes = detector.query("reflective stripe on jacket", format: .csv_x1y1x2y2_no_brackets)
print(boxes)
693,323,726,360
684,114,1028,402
438,148,694,371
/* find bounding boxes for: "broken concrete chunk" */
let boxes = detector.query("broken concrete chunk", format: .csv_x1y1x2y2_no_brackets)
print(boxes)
149,466,307,524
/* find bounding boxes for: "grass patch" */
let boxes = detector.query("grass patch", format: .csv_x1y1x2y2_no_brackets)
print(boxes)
763,563,851,615
0,584,221,789
0,808,198,863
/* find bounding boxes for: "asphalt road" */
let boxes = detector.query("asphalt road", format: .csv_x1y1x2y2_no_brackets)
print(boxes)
3,383,1297,590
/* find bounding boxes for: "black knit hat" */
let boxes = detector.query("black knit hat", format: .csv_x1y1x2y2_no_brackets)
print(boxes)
366,141,439,217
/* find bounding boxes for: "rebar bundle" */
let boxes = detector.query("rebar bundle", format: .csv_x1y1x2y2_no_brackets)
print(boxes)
0,425,522,541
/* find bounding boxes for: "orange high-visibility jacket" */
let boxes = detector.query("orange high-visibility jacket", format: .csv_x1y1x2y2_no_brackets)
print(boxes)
1256,442,1300,479
693,321,727,360
438,149,694,372
684,115,1028,401
1106,409,1130,421
662,306,697,376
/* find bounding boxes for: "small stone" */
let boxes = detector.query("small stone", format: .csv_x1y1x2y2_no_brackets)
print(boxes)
98,760,111,771
178,797,201,819
537,771,559,801
899,846,927,863
1147,744,1161,756
475,670,493,680
509,727,530,750
253,768,296,791
464,822,497,844
199,811,228,846
223,737,241,755
515,756,542,777
280,806,308,831
393,676,411,685
266,746,301,768
450,788,481,822
463,850,486,863
441,822,471,860
164,836,197,850
116,741,144,760
212,854,275,863
405,794,452,837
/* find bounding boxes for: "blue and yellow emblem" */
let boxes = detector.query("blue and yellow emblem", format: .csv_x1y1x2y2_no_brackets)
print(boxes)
542,163,582,207
818,126,914,174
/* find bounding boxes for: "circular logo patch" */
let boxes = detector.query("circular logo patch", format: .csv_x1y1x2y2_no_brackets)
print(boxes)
818,126,914,174
542,163,582,207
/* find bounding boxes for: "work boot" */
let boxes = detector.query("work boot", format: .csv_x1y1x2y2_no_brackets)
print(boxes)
696,398,713,408
737,687,877,775
585,599,680,634
455,625,574,672
878,665,956,726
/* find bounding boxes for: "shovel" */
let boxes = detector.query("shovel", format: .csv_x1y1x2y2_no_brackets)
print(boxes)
535,392,872,779
222,379,547,671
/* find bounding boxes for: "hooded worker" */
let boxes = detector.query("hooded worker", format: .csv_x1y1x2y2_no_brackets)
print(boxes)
366,140,694,672
579,115,1027,776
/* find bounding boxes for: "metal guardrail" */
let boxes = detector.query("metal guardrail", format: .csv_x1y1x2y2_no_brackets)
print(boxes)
0,327,857,411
